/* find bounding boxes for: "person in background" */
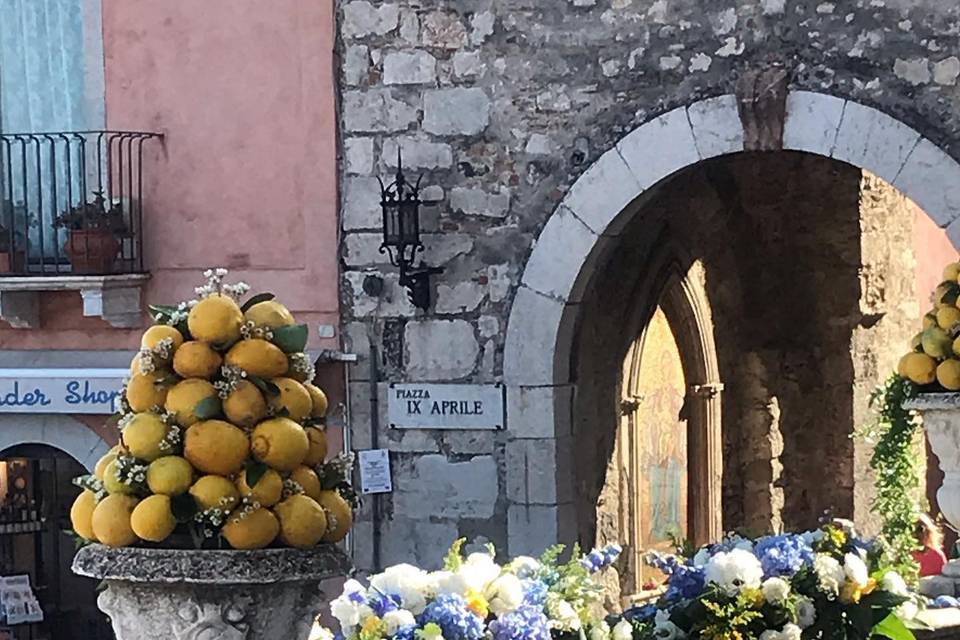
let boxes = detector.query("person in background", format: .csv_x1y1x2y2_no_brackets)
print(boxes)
914,513,948,577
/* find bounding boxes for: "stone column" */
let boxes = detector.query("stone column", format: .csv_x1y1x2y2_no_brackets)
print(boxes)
72,544,352,640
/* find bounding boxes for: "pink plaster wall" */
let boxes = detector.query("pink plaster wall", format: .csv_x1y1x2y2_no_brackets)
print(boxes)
0,0,340,349
914,206,958,305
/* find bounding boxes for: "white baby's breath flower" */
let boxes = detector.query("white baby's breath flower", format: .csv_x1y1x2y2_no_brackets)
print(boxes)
813,554,845,596
547,597,581,631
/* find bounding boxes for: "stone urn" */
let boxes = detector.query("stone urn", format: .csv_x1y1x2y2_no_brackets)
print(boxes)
905,393,960,594
72,544,352,640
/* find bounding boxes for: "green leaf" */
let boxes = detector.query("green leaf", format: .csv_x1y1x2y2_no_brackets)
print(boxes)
148,304,178,321
443,538,467,571
245,460,269,488
171,493,199,524
249,375,280,396
241,292,276,313
272,323,308,354
194,396,222,420
873,613,916,640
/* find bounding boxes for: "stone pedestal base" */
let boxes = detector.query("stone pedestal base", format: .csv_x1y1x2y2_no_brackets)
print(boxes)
72,545,352,640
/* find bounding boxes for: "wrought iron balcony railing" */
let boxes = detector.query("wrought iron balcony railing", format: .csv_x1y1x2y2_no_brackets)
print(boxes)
0,131,162,276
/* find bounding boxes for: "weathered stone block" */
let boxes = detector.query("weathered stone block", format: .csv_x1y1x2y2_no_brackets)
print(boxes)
343,45,370,86
616,107,701,190
383,50,438,85
342,177,383,230
344,271,417,317
405,319,479,380
436,280,485,314
453,51,483,78
506,385,574,439
449,186,510,218
507,503,576,556
560,147,640,235
393,454,498,519
506,438,573,504
831,100,919,184
687,95,744,159
380,517,461,570
342,2,399,39
343,90,418,133
894,137,960,227
503,286,572,385
344,138,375,175
423,88,490,135
783,91,844,156
383,137,453,169
421,12,468,49
521,205,597,301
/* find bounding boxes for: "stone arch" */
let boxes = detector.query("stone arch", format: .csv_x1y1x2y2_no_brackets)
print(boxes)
503,90,960,555
0,414,111,472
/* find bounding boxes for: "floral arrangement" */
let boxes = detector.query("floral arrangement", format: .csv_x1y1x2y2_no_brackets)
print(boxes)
614,521,917,640
311,540,626,640
69,268,357,551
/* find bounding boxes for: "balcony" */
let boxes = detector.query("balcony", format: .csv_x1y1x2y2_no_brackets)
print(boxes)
0,131,162,328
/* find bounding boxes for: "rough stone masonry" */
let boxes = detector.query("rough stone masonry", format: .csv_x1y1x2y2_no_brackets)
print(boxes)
336,0,960,570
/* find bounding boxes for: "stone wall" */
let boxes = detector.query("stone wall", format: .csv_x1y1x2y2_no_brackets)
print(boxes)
337,0,960,569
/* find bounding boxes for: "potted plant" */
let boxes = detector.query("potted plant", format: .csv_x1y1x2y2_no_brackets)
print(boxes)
53,191,127,274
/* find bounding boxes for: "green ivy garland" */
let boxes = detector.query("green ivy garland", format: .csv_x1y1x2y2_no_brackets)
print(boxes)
861,374,922,577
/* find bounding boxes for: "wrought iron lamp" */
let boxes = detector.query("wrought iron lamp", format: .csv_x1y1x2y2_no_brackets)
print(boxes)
378,150,443,310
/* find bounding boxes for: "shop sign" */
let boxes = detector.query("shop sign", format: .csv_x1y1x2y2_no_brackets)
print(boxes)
388,383,505,430
0,369,126,415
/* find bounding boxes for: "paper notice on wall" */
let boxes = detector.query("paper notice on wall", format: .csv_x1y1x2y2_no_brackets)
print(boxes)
0,575,43,625
358,449,393,495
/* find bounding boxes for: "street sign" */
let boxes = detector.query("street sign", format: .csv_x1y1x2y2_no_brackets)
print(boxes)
387,383,505,430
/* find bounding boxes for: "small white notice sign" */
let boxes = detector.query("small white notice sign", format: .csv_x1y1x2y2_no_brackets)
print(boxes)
388,383,505,430
358,449,393,495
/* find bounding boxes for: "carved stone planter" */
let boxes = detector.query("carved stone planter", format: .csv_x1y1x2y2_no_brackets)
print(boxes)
72,544,352,640
905,393,960,596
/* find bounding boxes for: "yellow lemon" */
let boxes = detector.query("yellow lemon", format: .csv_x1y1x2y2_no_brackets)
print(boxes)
91,494,139,547
122,413,170,462
244,300,296,329
70,490,98,541
945,262,960,282
188,294,243,346
924,312,939,330
953,335,960,357
224,339,289,378
316,490,353,543
938,306,960,331
165,379,219,427
141,324,185,355
94,449,118,480
130,494,177,543
126,372,172,413
290,466,322,501
236,468,283,507
102,460,136,495
189,475,240,512
305,383,328,419
268,378,312,422
936,282,960,307
303,427,328,467
222,508,280,550
173,341,223,379
922,327,954,360
251,418,309,471
146,456,194,496
223,381,268,428
899,352,938,385
939,360,960,391
274,494,327,549
286,353,314,383
184,420,249,476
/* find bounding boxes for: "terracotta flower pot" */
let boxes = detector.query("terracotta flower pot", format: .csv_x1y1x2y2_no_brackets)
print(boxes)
64,229,120,274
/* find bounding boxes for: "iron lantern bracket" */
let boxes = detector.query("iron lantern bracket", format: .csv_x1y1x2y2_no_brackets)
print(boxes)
398,260,444,311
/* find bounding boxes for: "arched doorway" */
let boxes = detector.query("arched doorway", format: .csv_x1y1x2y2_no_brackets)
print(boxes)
503,91,960,564
0,417,112,640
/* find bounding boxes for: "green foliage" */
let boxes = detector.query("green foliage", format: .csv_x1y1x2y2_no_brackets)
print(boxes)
861,374,922,575
444,538,467,571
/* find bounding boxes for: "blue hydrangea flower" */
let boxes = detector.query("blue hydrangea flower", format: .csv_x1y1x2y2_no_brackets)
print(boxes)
624,604,659,622
580,545,624,573
753,534,814,578
369,592,401,617
392,625,417,640
489,604,551,640
418,594,485,640
664,564,705,602
522,579,549,607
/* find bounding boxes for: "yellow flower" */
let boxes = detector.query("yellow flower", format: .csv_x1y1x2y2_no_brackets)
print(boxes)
862,578,878,596
464,589,489,619
359,616,386,640
740,587,765,609
828,527,847,548
839,581,863,604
